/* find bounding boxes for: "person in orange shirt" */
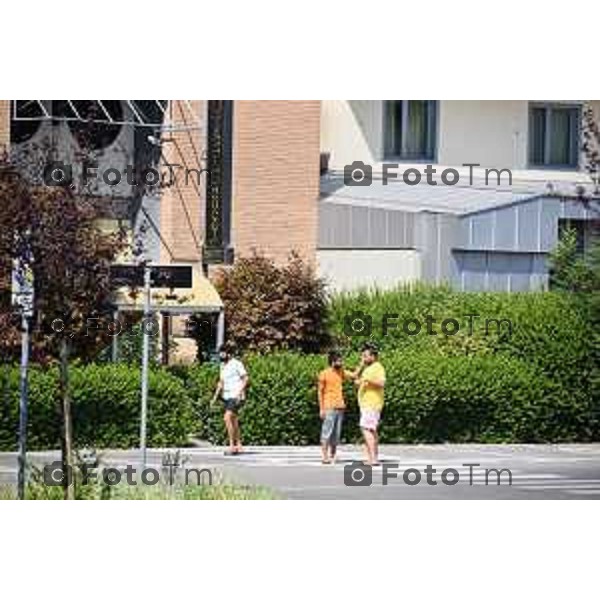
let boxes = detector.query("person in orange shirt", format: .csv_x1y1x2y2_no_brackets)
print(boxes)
317,350,353,464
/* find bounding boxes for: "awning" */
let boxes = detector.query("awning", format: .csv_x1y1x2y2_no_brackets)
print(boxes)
320,173,541,216
321,171,600,216
112,269,223,314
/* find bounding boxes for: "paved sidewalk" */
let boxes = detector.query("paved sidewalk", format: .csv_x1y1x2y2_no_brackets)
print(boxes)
2,444,600,499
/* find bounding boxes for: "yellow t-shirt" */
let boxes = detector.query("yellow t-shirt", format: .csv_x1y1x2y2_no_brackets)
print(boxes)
358,362,386,411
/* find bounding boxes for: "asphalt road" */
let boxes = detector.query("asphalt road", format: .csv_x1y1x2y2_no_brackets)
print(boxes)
2,444,600,499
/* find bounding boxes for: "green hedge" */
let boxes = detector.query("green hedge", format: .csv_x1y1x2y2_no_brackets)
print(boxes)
187,350,599,445
0,289,597,449
1,349,597,449
0,364,194,451
328,287,595,389
379,351,597,443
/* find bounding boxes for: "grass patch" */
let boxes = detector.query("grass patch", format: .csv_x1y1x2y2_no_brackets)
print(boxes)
0,481,277,500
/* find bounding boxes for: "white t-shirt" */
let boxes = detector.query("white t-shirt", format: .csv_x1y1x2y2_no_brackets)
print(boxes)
220,358,248,399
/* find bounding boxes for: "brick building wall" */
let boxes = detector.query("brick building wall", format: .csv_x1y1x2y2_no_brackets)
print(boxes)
159,100,206,264
158,100,321,268
232,101,320,264
0,100,9,148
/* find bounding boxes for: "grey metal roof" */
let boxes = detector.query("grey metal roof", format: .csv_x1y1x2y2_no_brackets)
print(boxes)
320,174,543,216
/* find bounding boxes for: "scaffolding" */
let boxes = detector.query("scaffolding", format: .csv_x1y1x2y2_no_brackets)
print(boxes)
11,100,205,133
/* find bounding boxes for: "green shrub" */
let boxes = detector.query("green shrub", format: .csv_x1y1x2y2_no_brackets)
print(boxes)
1,347,597,448
380,350,596,443
548,225,600,293
328,287,594,389
0,364,195,451
0,366,59,451
187,350,598,445
214,252,330,353
1,286,596,449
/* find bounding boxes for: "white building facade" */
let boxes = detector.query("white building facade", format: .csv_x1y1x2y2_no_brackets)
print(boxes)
319,100,600,292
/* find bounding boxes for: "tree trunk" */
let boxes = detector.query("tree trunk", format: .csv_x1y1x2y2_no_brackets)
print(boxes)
59,336,74,500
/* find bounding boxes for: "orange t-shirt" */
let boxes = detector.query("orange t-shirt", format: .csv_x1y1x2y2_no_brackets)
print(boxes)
318,367,346,411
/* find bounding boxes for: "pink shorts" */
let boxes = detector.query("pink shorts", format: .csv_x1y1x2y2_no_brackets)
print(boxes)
360,409,381,431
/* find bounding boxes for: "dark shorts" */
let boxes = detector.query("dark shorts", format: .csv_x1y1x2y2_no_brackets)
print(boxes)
321,409,344,445
222,398,242,414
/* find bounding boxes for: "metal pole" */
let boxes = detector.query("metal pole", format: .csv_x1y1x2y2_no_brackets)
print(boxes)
112,309,119,363
140,265,151,471
157,311,163,366
216,310,225,352
17,314,30,500
160,312,170,366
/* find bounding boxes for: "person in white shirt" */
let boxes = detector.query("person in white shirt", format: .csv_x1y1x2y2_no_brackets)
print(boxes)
213,342,248,455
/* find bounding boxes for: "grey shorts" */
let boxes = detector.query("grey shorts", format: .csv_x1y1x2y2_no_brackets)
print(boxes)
321,409,344,445
222,398,242,414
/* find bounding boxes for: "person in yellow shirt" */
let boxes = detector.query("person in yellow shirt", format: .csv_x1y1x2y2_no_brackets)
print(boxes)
354,342,386,465
317,350,353,464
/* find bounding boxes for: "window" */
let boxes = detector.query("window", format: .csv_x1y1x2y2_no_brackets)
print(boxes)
529,103,581,169
384,100,437,160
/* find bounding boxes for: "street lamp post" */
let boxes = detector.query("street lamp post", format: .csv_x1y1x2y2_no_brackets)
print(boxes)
13,250,34,501
139,264,151,471
17,313,30,500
